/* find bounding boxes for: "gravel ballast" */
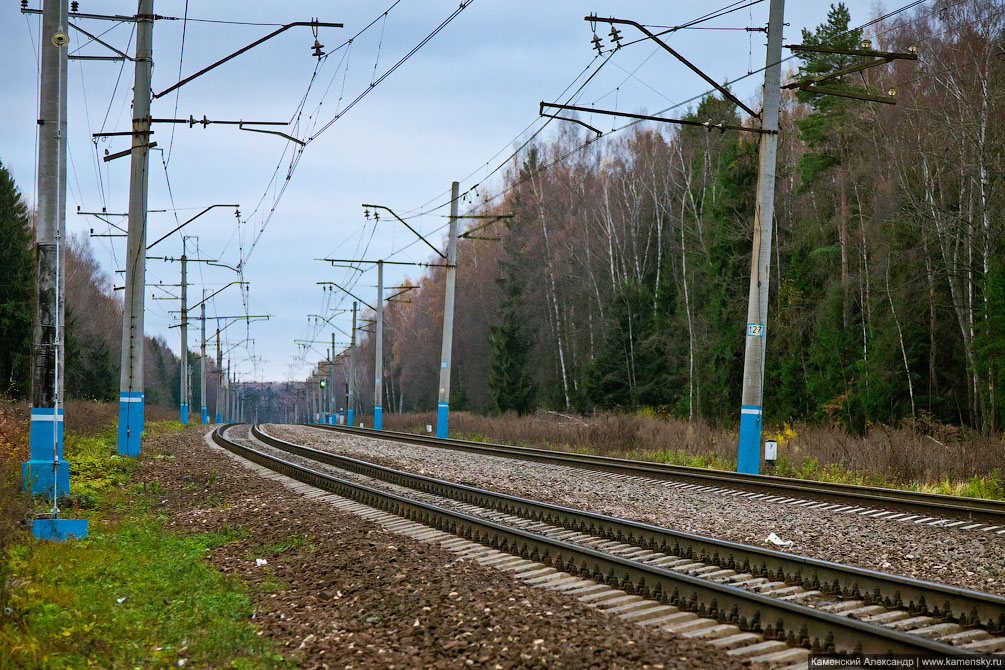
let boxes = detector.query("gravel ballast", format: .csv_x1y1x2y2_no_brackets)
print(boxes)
264,424,1005,596
136,427,752,669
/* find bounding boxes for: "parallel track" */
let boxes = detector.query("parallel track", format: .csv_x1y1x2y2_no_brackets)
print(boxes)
308,423,1005,525
211,424,993,657
251,424,1005,637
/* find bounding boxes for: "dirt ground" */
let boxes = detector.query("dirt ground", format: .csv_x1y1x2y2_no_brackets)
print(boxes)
136,426,748,670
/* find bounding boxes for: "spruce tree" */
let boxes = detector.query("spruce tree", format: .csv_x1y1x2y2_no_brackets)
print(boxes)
488,295,534,414
0,161,33,398
488,227,535,415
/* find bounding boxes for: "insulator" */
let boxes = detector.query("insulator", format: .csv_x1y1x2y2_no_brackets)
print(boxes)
591,33,603,54
860,39,872,49
311,39,325,59
20,0,28,9
609,26,622,44
70,1,79,11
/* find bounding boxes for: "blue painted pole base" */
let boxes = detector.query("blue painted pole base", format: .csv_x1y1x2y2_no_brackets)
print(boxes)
374,405,382,431
21,460,69,497
22,407,68,496
215,412,222,423
117,392,144,457
347,409,354,427
180,402,188,425
200,406,208,424
32,518,88,541
436,402,449,438
736,405,762,474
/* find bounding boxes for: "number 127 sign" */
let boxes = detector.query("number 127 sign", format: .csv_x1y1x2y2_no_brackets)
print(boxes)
746,323,764,338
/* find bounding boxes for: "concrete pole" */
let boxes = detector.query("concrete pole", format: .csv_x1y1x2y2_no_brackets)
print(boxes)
200,296,207,424
24,0,70,499
224,360,230,422
215,322,222,422
435,182,460,438
313,374,319,423
117,0,154,457
179,246,188,424
330,335,336,424
348,301,357,427
736,0,785,475
374,260,384,430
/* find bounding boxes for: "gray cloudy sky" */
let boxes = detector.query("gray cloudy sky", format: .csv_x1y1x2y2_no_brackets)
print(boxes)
2,0,884,382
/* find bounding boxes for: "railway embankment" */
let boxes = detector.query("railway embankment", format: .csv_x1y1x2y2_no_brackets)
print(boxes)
1,422,749,669
267,424,1005,597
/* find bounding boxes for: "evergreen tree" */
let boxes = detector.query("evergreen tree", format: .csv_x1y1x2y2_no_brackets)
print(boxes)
0,161,33,398
488,235,535,414
793,2,864,186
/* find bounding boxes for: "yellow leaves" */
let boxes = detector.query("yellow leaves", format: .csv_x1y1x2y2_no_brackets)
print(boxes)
765,421,798,448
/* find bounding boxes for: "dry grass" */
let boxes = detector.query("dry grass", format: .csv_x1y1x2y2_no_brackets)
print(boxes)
386,411,734,459
383,410,1004,498
0,401,31,612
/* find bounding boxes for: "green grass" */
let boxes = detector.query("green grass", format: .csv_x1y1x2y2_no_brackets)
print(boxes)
1,424,291,669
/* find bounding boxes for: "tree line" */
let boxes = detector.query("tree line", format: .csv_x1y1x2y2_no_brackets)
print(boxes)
330,2,1004,434
0,160,202,409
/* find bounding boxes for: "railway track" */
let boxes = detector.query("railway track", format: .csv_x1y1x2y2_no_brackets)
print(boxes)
211,424,1004,660
308,423,1005,527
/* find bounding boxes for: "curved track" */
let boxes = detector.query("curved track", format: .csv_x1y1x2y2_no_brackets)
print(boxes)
308,424,1005,526
211,424,1003,658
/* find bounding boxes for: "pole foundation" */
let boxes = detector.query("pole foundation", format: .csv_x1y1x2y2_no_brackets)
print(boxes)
180,402,188,425
117,392,143,457
201,406,208,424
32,517,88,541
22,408,68,496
737,405,762,474
436,402,449,438
347,408,353,427
374,405,382,430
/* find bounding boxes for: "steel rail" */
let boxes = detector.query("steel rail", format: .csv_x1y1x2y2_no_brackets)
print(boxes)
309,424,1005,524
251,424,1005,635
210,425,978,657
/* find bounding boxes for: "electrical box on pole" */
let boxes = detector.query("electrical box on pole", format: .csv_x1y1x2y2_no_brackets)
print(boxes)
736,0,785,474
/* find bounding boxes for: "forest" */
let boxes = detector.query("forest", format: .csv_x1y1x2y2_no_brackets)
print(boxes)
0,161,193,411
1,2,1002,437
324,2,1005,435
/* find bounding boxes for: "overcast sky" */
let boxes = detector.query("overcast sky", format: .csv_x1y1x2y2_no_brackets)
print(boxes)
2,0,887,383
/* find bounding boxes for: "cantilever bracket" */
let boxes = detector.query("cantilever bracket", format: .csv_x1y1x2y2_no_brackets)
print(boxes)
540,103,602,138
457,212,514,241
588,15,760,120
541,102,771,135
239,122,305,146
153,20,344,99
783,43,918,104
103,142,157,162
69,21,135,61
362,204,447,260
